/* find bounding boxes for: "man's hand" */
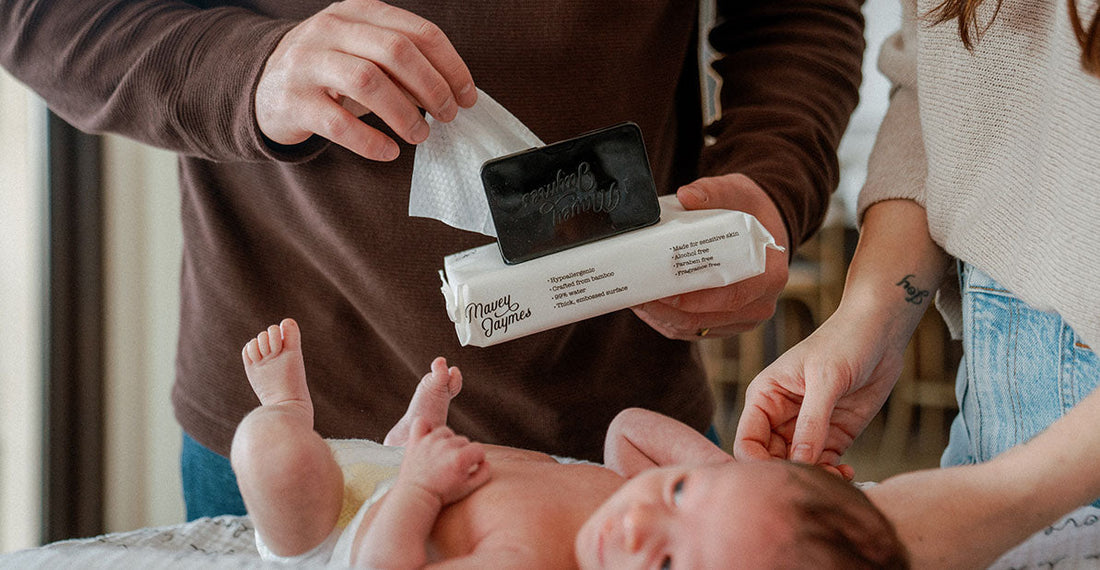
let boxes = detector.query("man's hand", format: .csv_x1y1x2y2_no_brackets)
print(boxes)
632,173,789,339
255,0,477,160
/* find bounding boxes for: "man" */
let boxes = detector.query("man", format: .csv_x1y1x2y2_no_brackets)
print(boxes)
0,0,864,518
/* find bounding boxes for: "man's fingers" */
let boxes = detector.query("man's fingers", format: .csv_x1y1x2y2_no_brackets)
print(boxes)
328,24,458,124
676,174,763,213
352,0,476,109
630,304,759,340
304,96,401,160
385,18,474,112
661,280,777,322
633,292,769,331
256,0,477,159
313,50,428,145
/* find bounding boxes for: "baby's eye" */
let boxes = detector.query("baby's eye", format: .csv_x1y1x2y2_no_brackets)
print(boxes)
660,555,671,570
671,477,685,507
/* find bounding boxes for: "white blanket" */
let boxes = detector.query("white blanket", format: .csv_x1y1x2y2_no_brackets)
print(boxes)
0,516,320,570
2,499,1098,568
988,505,1100,569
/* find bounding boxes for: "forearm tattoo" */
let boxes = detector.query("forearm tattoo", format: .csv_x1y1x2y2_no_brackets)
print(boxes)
896,274,930,305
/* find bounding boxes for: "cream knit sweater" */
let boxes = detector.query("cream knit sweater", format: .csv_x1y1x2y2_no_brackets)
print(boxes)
858,0,1100,348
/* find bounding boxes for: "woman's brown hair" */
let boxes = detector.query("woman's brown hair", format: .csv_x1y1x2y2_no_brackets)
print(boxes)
929,0,1100,76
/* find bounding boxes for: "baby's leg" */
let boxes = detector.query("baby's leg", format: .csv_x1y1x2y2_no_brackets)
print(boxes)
230,318,343,557
384,357,462,446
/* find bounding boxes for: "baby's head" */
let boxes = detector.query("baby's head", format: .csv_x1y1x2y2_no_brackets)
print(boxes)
575,460,908,569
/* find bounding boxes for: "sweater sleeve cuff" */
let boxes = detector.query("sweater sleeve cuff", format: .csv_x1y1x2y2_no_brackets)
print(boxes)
856,12,927,225
856,83,927,223
181,10,330,162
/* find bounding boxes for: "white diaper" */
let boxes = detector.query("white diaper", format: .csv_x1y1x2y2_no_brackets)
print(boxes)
254,439,402,566
255,527,342,565
329,478,396,565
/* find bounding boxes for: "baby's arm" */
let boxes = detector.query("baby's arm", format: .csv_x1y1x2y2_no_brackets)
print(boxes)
604,408,732,477
867,385,1100,569
353,418,490,570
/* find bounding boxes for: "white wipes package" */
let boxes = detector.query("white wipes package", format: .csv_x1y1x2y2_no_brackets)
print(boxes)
439,195,783,347
409,89,544,237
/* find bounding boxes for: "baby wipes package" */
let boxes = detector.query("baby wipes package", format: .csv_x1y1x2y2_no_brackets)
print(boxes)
439,195,782,347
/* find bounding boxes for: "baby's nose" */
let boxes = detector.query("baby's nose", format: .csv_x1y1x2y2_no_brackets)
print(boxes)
622,503,660,552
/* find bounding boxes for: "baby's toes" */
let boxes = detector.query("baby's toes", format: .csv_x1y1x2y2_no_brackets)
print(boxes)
257,331,273,357
446,366,463,397
265,324,283,354
243,338,261,365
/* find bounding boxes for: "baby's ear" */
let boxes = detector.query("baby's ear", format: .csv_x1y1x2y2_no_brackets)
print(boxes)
814,463,855,481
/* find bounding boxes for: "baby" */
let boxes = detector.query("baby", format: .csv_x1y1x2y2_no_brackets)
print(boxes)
230,319,907,569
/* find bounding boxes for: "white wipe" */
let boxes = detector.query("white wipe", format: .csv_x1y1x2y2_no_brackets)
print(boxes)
409,89,543,237
440,195,783,347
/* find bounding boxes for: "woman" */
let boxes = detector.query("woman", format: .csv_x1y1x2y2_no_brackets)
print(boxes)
734,0,1099,487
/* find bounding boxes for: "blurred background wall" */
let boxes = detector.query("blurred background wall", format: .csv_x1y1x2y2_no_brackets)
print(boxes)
0,66,46,555
0,70,184,553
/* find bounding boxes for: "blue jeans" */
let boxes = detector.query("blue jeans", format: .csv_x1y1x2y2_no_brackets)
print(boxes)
943,264,1099,505
704,425,721,448
181,433,247,520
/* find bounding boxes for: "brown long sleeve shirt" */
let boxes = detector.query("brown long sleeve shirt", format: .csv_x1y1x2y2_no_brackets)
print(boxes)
2,0,864,461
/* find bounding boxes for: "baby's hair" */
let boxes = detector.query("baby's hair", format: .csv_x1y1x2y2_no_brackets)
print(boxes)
927,0,1100,76
780,463,910,569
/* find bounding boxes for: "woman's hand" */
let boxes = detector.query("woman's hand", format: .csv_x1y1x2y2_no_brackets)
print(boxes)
733,305,909,475
735,198,950,474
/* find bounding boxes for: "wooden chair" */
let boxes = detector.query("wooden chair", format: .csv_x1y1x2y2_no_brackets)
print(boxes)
877,310,958,463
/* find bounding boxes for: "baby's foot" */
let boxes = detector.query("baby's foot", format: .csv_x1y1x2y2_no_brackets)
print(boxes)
384,357,462,446
242,318,312,417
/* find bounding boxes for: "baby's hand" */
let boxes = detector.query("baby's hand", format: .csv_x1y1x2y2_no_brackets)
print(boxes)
401,418,490,506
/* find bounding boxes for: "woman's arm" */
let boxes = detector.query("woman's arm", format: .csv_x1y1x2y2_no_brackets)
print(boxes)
857,0,927,222
731,1,943,469
867,385,1100,569
734,198,951,468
